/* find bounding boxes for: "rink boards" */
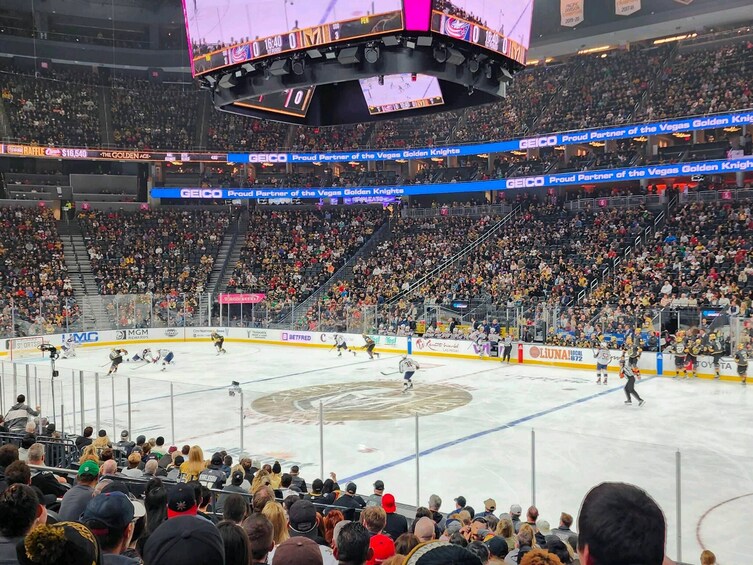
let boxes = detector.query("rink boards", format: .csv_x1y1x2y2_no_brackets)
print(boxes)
1,327,745,381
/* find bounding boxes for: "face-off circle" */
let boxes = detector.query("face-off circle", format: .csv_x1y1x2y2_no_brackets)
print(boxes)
251,381,472,422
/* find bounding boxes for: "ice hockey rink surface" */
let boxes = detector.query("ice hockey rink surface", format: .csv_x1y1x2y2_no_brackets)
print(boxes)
5,341,752,563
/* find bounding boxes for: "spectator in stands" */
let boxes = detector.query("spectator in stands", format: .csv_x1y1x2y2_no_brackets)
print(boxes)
222,494,249,525
334,522,373,565
505,524,535,565
700,549,717,564
143,515,225,565
120,453,143,478
179,445,206,482
545,538,572,564
282,500,336,564
0,416,7,433
217,520,250,565
4,460,31,489
0,484,47,561
0,444,19,491
550,513,577,547
519,549,562,565
290,465,307,493
263,501,290,546
115,431,135,457
4,395,40,432
16,521,103,565
414,517,437,543
273,536,324,565
75,426,94,450
58,460,99,522
323,511,345,547
477,499,497,520
577,482,665,565
337,483,366,521
81,491,141,565
364,480,384,508
382,494,408,541
244,514,275,565
27,443,69,498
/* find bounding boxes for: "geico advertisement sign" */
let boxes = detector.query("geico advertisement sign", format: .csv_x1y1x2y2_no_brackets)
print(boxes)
180,189,223,199
248,153,288,163
519,136,557,150
506,176,545,189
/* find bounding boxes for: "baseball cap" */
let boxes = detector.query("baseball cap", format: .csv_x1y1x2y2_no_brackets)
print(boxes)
484,498,496,511
454,495,466,508
382,493,397,513
81,492,134,535
346,482,357,494
167,483,197,519
120,430,129,439
367,533,395,565
211,452,223,465
78,460,100,477
446,521,462,535
311,478,323,493
231,470,244,486
272,536,322,565
373,480,384,491
510,504,522,516
143,515,225,565
537,519,552,536
16,522,103,565
168,446,178,454
288,499,317,533
136,435,146,445
486,536,509,558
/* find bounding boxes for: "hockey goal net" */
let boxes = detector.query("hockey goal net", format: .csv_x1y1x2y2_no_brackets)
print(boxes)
5,336,48,361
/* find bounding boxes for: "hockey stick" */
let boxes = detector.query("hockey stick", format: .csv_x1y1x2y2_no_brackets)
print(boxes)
130,361,153,371
380,370,400,376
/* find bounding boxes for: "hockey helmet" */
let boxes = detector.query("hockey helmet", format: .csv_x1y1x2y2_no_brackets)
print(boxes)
709,333,716,340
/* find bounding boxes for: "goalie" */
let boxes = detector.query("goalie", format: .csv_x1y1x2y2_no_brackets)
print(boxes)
60,335,77,359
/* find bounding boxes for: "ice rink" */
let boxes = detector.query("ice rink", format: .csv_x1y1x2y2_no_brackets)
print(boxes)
4,341,752,563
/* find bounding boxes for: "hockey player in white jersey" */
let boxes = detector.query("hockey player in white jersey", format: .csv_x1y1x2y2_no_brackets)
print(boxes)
151,348,176,371
334,334,356,357
60,336,76,359
399,354,420,393
594,342,613,385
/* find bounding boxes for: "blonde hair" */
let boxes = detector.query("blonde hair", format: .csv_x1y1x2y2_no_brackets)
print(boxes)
700,550,716,565
262,501,289,546
250,469,272,494
179,445,207,480
78,445,100,465
495,516,514,538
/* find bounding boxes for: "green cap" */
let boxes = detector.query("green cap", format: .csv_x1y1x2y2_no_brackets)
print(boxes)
78,460,100,476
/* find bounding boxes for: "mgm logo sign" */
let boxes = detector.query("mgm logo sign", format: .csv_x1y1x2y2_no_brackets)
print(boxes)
251,381,472,422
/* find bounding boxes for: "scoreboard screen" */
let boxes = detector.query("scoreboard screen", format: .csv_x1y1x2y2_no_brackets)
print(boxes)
430,0,534,65
360,74,445,116
233,87,315,118
184,0,405,76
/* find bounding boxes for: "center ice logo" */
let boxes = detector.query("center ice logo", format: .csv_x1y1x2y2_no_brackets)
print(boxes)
251,381,472,422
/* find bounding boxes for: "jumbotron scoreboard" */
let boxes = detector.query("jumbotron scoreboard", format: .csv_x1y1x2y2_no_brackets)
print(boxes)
184,0,534,125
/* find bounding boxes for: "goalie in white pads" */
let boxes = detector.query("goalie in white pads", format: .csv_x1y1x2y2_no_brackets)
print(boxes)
334,334,356,357
61,336,77,359
399,354,420,393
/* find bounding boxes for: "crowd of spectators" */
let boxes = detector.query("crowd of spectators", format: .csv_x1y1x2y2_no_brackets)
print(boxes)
0,69,101,147
227,208,387,307
207,111,289,152
0,397,695,565
636,39,753,121
534,47,668,134
78,209,230,297
110,77,198,150
0,207,78,338
291,124,376,152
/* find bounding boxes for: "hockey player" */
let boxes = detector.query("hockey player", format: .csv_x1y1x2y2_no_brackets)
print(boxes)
128,348,153,363
624,338,642,370
620,359,645,406
362,335,380,360
706,333,724,379
474,331,491,359
686,338,703,378
666,335,687,378
734,343,748,385
334,334,356,357
399,354,420,393
107,348,128,375
151,348,176,371
594,342,612,385
210,330,226,355
60,335,76,359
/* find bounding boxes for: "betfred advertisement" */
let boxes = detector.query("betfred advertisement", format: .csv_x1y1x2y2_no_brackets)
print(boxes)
281,332,312,342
